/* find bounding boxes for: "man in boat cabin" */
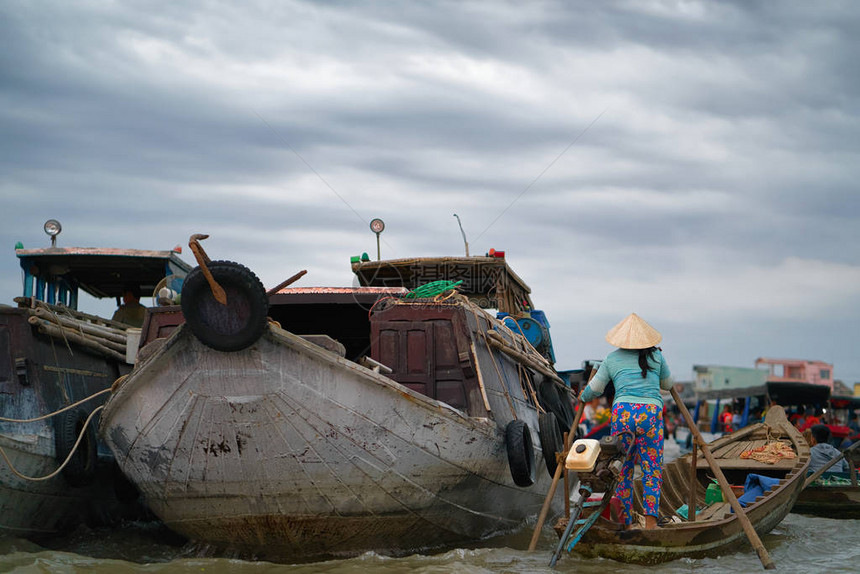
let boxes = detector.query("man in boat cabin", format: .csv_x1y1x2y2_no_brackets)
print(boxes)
808,424,848,475
579,313,673,530
112,283,146,328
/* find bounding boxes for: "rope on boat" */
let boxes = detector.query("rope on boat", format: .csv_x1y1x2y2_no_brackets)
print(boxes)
740,426,797,464
0,405,104,482
0,387,112,423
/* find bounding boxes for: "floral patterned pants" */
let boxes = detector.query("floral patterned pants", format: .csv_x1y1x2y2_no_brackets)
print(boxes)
610,402,664,525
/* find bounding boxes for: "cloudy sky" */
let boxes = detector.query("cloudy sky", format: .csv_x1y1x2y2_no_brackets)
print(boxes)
2,1,859,386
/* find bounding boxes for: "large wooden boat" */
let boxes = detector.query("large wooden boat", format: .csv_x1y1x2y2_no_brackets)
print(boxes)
100,245,575,560
0,222,190,537
560,406,809,564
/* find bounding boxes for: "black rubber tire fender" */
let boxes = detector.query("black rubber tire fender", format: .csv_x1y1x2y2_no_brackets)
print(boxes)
505,419,536,487
555,385,576,434
538,379,573,435
54,407,97,487
181,260,269,352
538,411,563,477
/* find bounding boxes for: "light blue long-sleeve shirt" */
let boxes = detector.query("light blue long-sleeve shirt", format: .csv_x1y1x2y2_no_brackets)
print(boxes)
581,348,673,407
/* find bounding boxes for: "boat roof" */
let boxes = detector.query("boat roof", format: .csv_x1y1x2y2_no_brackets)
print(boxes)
268,286,407,306
16,246,192,299
766,381,831,406
351,256,533,314
829,395,860,410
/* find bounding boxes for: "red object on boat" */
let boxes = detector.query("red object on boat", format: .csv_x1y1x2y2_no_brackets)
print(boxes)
586,493,622,521
828,424,852,438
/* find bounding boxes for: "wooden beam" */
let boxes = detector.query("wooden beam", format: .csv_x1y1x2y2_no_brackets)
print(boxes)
688,437,698,522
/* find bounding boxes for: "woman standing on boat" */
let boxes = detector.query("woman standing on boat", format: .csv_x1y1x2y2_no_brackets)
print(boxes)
579,313,673,530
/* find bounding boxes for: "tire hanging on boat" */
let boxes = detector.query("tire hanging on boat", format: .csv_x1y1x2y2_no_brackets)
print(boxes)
181,260,269,352
538,411,563,477
555,386,577,434
54,407,97,487
505,419,536,487
538,379,575,436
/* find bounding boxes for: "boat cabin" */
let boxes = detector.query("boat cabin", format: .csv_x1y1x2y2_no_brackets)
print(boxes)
261,255,564,420
0,223,193,535
267,286,407,362
352,256,557,364
16,246,190,310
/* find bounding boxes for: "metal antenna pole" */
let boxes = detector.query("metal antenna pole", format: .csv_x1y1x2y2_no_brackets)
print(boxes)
453,214,470,257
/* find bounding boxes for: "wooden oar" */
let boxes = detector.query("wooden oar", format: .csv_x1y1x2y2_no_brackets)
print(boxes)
527,399,585,552
687,436,698,521
670,387,775,570
803,439,860,488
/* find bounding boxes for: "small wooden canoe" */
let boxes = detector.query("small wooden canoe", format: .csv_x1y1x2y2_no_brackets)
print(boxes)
558,406,809,564
794,474,860,519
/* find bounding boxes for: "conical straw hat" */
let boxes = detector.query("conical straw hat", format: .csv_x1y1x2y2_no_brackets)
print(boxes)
605,313,661,349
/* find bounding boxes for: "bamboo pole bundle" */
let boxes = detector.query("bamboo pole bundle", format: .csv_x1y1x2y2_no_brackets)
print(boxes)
484,330,563,384
28,316,126,362
32,307,127,345
27,312,127,354
16,297,130,331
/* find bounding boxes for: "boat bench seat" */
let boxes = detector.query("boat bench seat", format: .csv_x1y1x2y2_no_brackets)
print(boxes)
696,459,797,470
695,501,731,521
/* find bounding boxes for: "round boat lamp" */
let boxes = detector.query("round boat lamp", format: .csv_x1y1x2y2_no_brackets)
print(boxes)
43,219,62,247
369,218,385,234
369,218,385,260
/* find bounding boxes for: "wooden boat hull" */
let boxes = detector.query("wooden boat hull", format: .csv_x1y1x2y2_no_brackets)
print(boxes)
101,323,556,559
0,432,138,536
793,484,860,519
567,407,809,564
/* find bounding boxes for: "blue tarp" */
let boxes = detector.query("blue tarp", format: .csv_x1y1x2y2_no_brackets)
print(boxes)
733,474,781,511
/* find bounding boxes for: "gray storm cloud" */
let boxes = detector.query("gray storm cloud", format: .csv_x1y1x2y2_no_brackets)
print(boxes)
2,0,859,383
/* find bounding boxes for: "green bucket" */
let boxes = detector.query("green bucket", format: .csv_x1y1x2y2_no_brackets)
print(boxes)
705,481,723,504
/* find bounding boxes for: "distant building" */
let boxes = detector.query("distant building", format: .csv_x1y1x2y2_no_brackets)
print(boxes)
833,379,852,396
754,357,833,405
754,357,834,389
694,365,767,399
